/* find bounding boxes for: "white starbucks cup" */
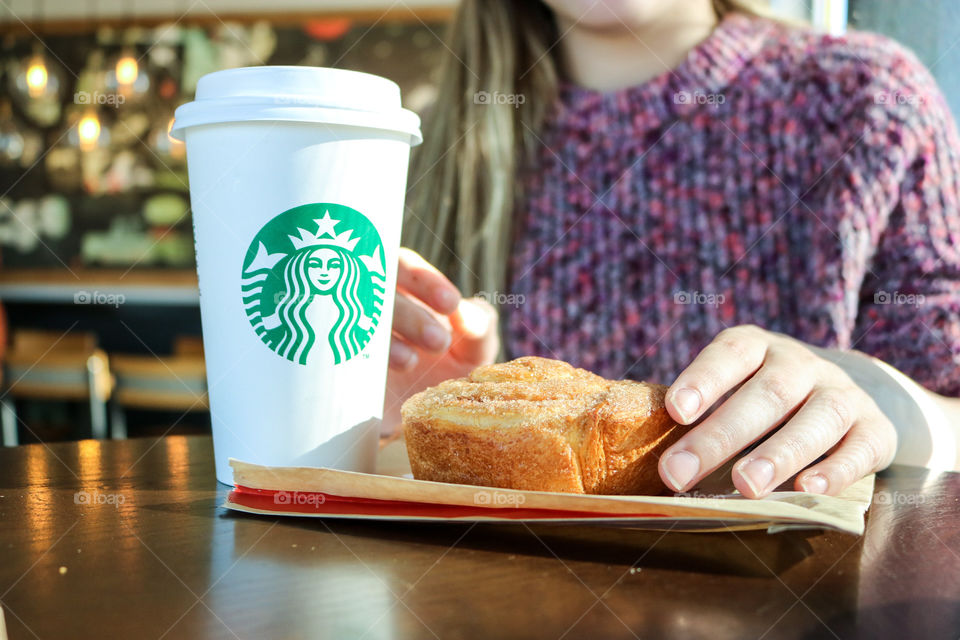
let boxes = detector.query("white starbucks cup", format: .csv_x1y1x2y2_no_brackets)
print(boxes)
171,66,422,484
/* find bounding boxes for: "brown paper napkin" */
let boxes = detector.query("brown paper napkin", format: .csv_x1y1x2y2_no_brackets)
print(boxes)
224,437,874,535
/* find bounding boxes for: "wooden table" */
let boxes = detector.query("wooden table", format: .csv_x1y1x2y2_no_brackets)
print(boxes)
0,436,958,639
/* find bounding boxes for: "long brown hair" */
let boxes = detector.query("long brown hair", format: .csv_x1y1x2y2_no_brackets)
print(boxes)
404,0,772,295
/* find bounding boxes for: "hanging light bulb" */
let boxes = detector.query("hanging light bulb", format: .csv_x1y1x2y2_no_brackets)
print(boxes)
106,44,149,100
77,111,101,152
115,50,139,87
25,54,49,98
18,1,59,103
12,44,63,114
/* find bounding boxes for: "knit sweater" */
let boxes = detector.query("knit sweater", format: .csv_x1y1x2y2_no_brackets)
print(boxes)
505,12,960,396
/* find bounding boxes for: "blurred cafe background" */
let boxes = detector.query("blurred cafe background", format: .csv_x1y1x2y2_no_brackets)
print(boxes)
0,0,958,444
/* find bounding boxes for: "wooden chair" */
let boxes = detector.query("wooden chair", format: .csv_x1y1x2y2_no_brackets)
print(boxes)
172,335,204,357
109,335,207,439
1,329,112,445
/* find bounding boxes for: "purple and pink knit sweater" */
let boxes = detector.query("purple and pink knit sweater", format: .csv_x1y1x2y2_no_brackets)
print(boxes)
505,13,960,395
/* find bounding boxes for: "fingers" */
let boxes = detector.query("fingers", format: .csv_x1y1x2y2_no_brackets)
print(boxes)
389,297,498,374
397,248,461,315
794,417,897,497
730,387,857,497
659,350,816,492
390,248,464,372
391,292,451,354
449,297,499,366
389,338,418,372
390,247,498,374
665,326,768,424
661,324,895,499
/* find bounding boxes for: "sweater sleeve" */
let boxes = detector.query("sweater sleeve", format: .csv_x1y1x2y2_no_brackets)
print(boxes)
853,55,960,397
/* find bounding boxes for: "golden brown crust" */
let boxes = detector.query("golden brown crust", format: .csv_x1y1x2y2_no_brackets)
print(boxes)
401,356,688,495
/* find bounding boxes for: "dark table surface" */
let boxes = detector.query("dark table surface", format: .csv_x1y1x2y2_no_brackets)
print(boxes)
0,435,958,640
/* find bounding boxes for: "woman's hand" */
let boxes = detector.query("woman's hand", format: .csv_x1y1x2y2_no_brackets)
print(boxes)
659,325,897,498
382,248,499,435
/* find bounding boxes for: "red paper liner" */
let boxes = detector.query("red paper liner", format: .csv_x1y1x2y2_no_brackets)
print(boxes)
228,485,671,520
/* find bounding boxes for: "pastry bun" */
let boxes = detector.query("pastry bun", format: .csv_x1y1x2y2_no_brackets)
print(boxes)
401,357,687,495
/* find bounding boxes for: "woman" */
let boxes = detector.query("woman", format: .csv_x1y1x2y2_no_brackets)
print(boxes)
386,0,960,498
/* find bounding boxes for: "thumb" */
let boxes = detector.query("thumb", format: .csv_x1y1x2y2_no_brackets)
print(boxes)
449,297,499,366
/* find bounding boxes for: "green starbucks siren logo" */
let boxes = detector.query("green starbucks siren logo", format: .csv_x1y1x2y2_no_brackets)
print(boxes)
241,203,386,366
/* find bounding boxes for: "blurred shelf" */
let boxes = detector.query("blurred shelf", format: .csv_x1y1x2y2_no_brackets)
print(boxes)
0,0,455,33
0,269,199,306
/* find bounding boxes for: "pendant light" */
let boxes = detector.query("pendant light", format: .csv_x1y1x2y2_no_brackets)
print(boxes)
25,48,50,98
109,9,149,99
14,0,63,103
115,48,139,87
26,0,51,98
76,111,102,152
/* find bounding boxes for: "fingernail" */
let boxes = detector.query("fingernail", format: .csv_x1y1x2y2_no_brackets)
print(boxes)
671,387,701,423
662,450,700,491
390,342,417,371
422,324,450,351
800,473,828,495
739,458,776,496
437,289,459,312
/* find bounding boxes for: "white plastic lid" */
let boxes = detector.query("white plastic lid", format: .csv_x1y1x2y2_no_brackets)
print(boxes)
170,66,422,145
